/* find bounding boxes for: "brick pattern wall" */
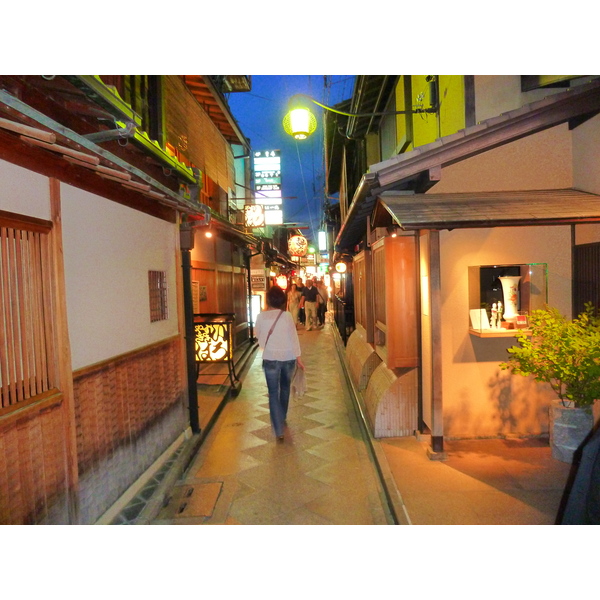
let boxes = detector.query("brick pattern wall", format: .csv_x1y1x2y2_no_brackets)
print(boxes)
73,337,185,475
0,394,70,524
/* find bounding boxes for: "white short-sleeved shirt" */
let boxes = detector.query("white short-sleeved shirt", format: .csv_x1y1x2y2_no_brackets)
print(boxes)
255,309,301,361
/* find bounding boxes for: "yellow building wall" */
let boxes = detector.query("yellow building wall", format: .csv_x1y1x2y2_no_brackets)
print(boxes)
412,75,438,147
438,75,465,138
394,76,466,152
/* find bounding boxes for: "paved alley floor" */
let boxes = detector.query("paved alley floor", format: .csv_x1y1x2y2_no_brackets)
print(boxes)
152,324,393,525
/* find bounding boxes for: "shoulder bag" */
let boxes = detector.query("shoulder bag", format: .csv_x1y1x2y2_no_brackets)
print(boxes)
264,310,283,350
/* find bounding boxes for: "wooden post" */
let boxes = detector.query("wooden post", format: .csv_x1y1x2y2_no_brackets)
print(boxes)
429,230,444,455
179,225,201,434
49,178,80,523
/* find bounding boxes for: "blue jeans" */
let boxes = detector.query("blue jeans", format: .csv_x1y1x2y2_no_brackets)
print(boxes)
262,359,296,437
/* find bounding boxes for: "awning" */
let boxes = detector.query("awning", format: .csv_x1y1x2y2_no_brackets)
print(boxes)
377,189,600,230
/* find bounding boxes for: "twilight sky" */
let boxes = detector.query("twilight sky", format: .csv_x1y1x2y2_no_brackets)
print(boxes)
227,75,355,244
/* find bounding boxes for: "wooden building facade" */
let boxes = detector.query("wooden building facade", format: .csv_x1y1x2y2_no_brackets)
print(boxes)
327,76,600,453
0,75,256,523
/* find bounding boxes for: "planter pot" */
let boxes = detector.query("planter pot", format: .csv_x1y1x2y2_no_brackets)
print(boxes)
549,400,594,463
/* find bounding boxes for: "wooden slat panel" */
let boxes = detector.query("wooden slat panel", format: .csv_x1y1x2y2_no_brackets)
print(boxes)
0,228,11,406
22,230,37,398
7,228,22,404
574,242,600,316
13,229,26,404
0,222,54,409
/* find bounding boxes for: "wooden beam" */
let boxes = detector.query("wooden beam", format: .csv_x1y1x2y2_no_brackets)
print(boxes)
49,177,81,523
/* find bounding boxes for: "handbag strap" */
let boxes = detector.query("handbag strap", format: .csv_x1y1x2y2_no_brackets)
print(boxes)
264,310,283,349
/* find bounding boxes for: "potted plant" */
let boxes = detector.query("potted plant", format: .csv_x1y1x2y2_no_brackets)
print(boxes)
500,303,600,463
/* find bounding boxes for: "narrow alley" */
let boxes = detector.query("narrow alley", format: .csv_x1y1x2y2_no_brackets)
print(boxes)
150,323,395,525
107,318,575,527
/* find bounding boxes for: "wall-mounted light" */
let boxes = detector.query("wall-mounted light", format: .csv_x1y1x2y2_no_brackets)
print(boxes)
387,225,400,238
283,92,438,141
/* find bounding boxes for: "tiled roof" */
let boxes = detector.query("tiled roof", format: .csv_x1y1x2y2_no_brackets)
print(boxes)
379,189,600,230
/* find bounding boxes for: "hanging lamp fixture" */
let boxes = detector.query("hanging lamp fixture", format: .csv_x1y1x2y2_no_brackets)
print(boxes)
282,91,438,141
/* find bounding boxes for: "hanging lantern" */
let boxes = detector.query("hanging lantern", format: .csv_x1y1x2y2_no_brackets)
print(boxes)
282,96,317,140
288,234,308,257
335,262,347,273
276,275,288,289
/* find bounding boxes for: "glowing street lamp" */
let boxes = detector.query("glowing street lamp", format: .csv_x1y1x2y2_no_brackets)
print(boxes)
282,95,317,140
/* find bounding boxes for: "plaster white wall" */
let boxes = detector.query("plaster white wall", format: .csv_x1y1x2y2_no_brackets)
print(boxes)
573,112,600,194
474,76,570,124
572,112,600,246
431,124,573,193
575,224,600,245
0,158,51,220
60,184,179,370
440,225,572,439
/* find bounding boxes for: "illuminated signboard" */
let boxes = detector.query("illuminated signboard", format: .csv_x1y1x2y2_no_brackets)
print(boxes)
195,322,231,362
253,150,283,225
244,204,265,228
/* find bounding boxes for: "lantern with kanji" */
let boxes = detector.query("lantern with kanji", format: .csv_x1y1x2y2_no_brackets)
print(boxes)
288,234,308,257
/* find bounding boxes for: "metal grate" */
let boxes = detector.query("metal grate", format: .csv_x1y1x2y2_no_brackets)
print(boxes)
148,270,168,322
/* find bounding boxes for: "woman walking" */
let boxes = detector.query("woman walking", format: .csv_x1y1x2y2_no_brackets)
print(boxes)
255,285,305,441
286,283,301,327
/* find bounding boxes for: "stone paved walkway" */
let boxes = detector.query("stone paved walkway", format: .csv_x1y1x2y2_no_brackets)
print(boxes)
152,324,392,525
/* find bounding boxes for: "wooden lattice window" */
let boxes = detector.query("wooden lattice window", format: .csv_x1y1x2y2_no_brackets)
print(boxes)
353,252,367,330
372,242,387,327
148,270,168,322
0,215,55,410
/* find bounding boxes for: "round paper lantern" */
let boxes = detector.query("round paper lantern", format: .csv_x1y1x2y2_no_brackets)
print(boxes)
276,275,288,289
288,235,308,257
335,262,347,273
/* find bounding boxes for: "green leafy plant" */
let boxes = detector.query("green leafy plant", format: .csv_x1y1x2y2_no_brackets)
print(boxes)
500,303,600,407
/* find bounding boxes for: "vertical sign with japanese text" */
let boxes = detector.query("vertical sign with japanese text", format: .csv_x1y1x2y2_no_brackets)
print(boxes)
253,150,283,225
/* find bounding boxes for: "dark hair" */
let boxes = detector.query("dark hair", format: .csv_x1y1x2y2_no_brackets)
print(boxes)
266,285,286,309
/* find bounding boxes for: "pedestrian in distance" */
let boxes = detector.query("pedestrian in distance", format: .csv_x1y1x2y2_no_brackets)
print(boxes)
295,277,305,325
286,283,302,328
299,277,320,331
255,285,305,441
316,279,329,327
